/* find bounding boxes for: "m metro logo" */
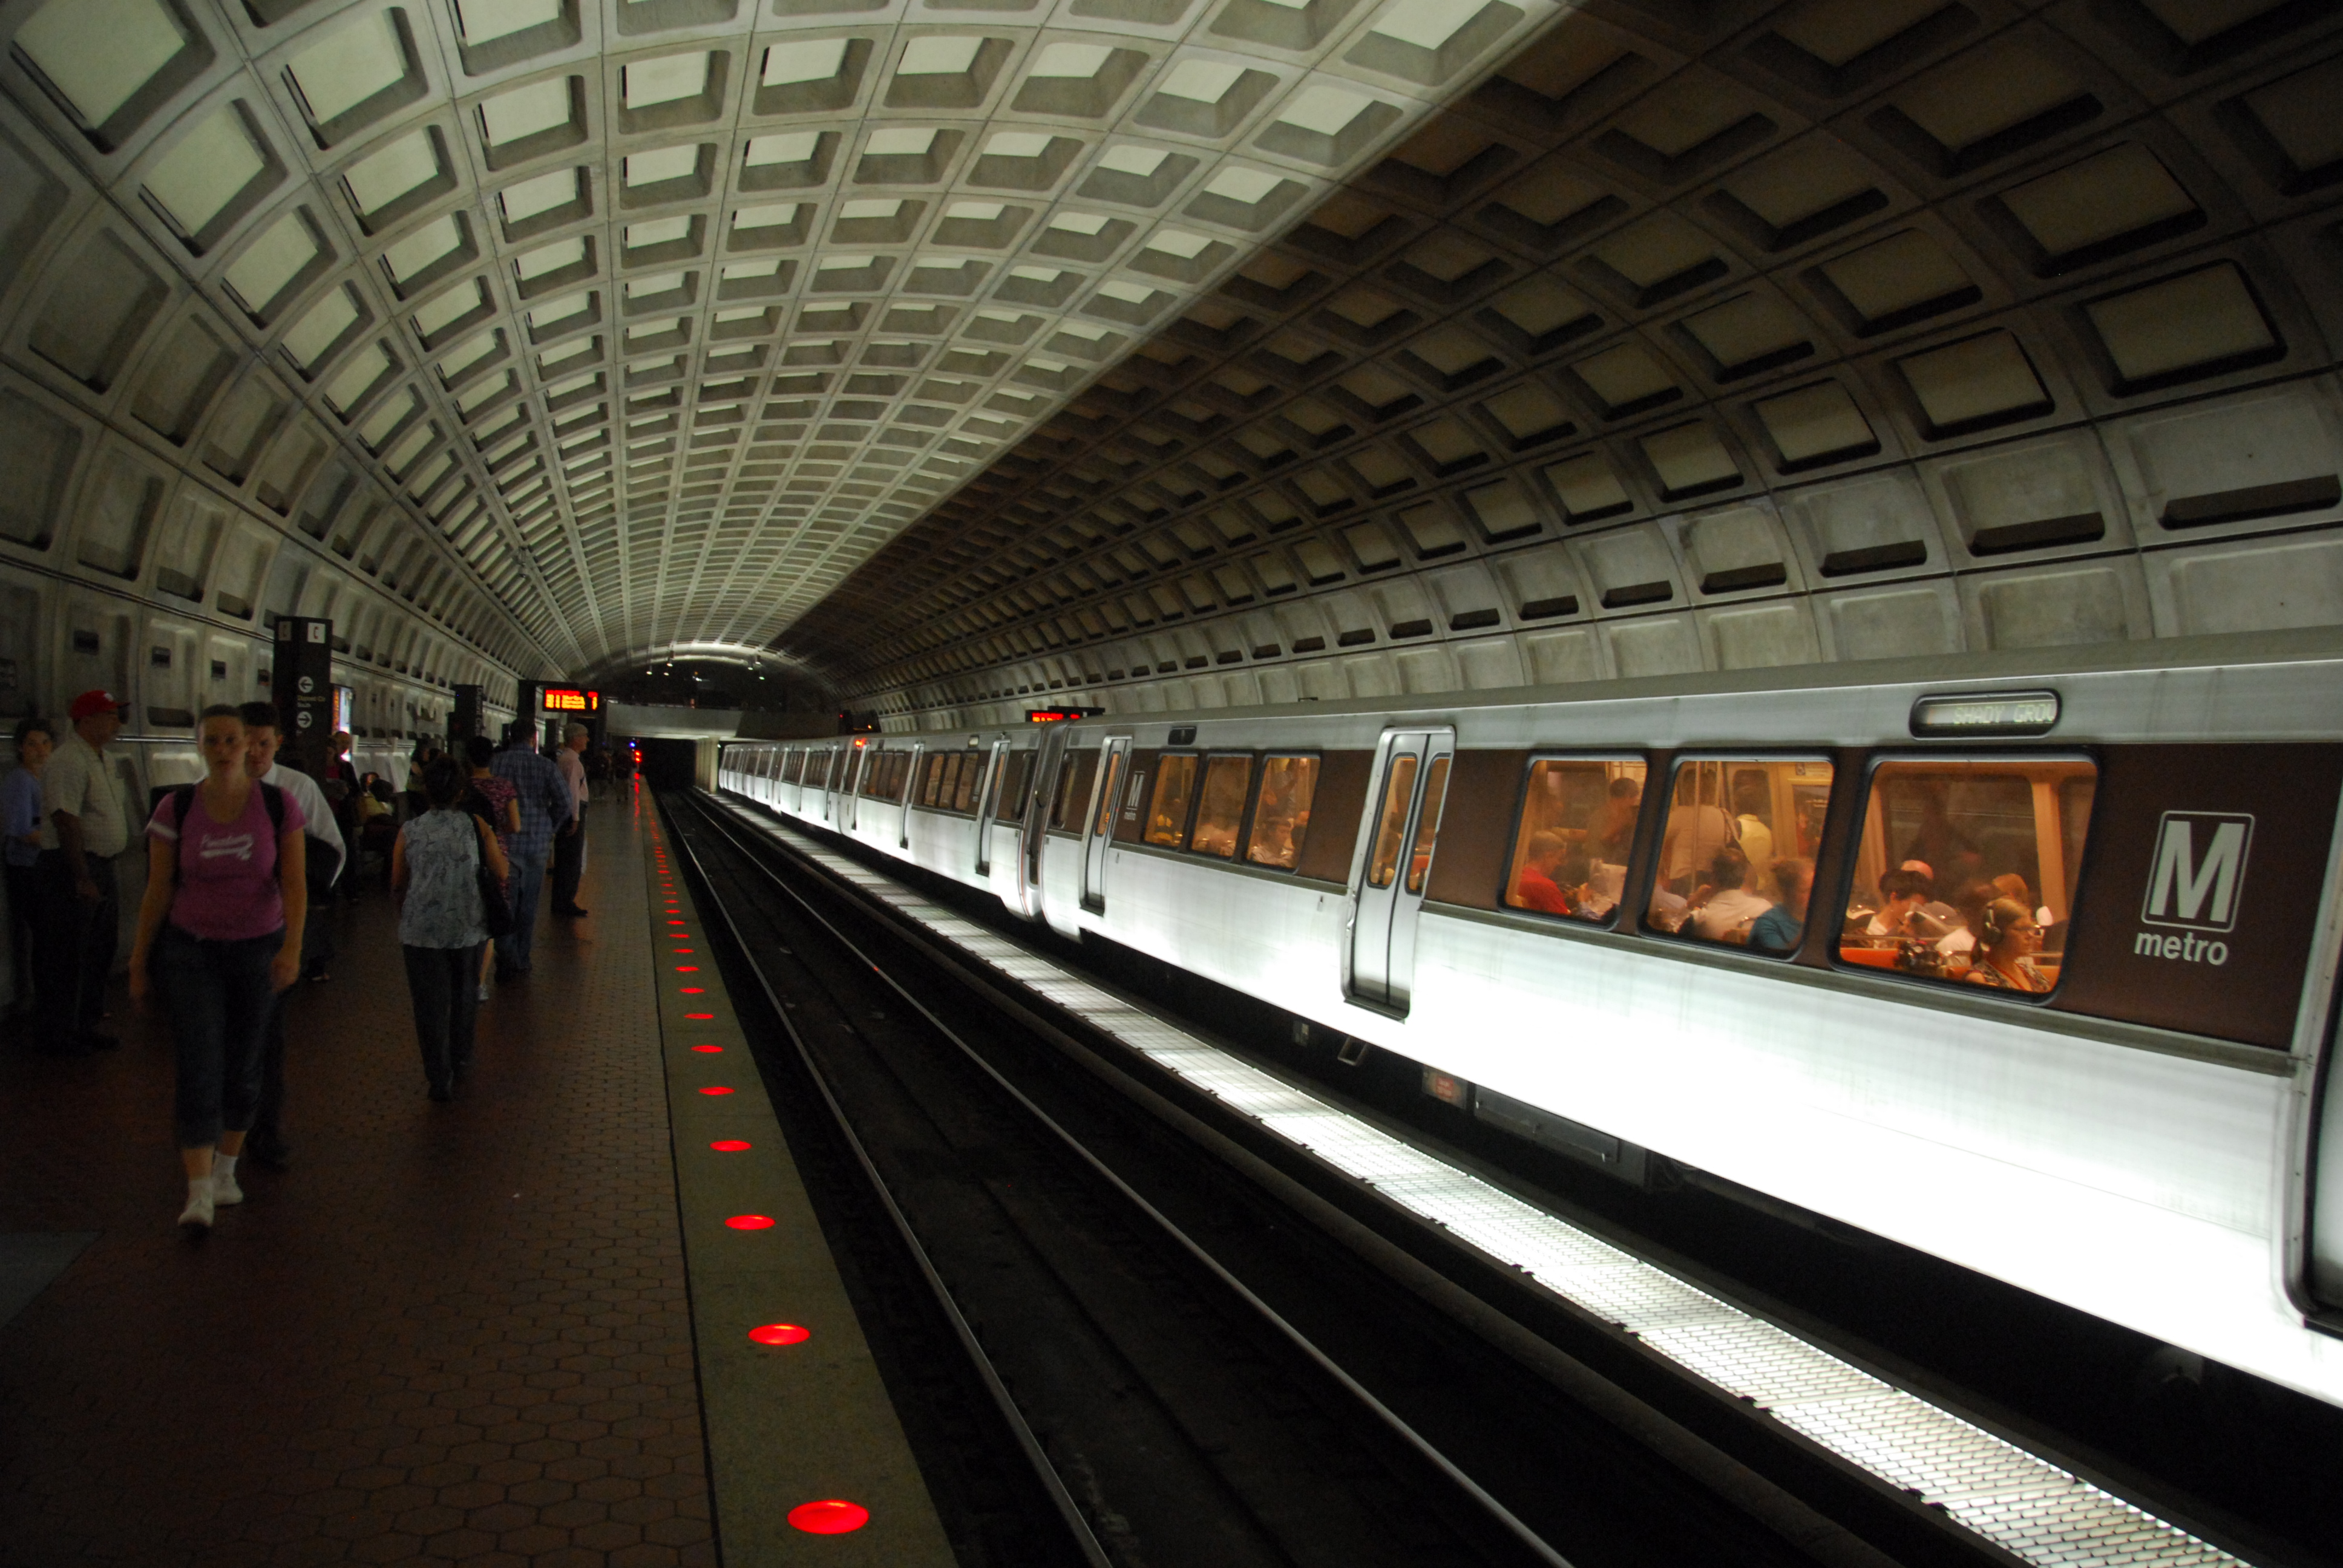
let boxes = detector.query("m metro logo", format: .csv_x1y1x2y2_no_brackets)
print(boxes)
2140,812,2253,933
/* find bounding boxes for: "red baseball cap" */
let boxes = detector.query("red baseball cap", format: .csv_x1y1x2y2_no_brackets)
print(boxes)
69,690,123,721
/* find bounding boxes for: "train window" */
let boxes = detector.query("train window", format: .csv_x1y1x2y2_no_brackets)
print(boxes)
1145,754,1200,848
782,750,800,785
1094,750,1125,837
920,752,947,807
953,751,983,814
1190,756,1251,858
993,751,1033,822
1367,756,1419,889
1406,758,1450,895
1245,756,1319,871
1504,758,1647,923
1839,756,2097,992
1645,757,1833,949
1052,750,1097,830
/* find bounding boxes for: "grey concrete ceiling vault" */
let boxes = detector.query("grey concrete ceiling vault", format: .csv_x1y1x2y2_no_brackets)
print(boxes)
0,0,1576,695
1,0,2336,729
767,0,2343,728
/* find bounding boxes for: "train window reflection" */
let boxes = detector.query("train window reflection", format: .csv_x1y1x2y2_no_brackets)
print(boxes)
1146,754,1200,848
953,752,983,814
1245,756,1318,871
783,750,802,785
1052,750,1096,831
993,751,1033,822
920,753,946,807
1504,758,1647,923
1190,757,1251,858
1368,756,1420,889
1840,757,2096,993
1646,757,1833,949
1406,757,1450,895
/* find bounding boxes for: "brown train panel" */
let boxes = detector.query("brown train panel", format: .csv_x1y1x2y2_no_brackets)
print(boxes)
2051,743,2342,1050
1295,750,1374,885
1422,748,1528,912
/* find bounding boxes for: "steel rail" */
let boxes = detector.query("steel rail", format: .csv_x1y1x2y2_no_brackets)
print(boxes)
677,788,1578,1568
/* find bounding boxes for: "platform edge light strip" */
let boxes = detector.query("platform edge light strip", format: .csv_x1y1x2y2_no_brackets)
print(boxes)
727,800,2257,1568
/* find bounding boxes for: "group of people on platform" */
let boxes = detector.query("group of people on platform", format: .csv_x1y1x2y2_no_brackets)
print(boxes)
2,696,604,1229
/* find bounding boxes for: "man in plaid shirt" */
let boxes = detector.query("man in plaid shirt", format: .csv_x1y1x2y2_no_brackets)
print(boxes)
490,724,574,978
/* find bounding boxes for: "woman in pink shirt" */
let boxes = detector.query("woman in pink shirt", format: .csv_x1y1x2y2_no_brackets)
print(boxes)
129,705,307,1230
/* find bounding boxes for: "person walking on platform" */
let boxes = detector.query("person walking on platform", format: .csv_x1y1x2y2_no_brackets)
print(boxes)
392,756,506,1102
129,706,307,1230
550,722,590,919
490,724,571,978
239,702,345,1170
4,717,54,1028
35,691,130,1055
460,735,518,1002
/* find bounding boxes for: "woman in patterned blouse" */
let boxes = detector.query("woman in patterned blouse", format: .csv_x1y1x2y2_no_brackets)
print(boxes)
392,756,508,1100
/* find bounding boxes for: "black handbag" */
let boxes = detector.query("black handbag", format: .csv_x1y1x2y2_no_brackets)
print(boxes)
473,818,515,938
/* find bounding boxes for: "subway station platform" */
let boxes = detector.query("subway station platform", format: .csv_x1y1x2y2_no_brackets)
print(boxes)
0,788,945,1568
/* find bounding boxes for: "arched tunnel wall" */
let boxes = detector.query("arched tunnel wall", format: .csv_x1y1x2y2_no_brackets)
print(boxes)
773,1,2343,730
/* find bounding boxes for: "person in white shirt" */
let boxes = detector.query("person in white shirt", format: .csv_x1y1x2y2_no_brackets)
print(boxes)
36,690,129,1053
240,701,346,1169
1689,845,1774,941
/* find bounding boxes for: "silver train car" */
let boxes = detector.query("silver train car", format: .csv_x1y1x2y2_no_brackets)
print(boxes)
721,628,2343,1411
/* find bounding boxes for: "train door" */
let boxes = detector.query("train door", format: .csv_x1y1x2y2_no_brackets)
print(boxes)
1081,737,1130,914
821,746,843,823
1019,725,1072,918
1346,728,1456,1013
841,743,867,833
973,742,1009,877
899,745,923,848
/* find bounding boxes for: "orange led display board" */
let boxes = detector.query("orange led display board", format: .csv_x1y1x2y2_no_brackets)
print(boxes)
542,687,600,713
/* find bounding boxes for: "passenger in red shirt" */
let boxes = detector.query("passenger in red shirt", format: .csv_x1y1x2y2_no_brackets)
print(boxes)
1513,831,1588,918
128,705,307,1231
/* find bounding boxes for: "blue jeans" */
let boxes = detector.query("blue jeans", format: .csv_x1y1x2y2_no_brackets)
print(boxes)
496,846,547,971
154,924,280,1149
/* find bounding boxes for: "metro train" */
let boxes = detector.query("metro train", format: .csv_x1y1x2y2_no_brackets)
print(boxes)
720,627,2343,1411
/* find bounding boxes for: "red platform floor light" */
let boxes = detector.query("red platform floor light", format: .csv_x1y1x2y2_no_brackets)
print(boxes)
700,1086,733,1096
710,1140,751,1151
789,1500,869,1535
726,1215,775,1230
750,1323,810,1346
692,1044,722,1053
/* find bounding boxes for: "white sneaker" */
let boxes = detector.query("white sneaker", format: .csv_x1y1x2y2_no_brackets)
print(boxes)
477,979,491,1002
212,1169,243,1206
179,1187,215,1229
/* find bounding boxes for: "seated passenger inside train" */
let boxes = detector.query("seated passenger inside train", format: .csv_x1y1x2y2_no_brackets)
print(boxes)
1747,858,1812,953
1964,898,2051,992
1846,868,1939,942
1514,832,1596,918
1683,846,1774,942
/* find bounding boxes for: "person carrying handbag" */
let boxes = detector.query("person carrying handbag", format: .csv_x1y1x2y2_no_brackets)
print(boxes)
391,756,508,1101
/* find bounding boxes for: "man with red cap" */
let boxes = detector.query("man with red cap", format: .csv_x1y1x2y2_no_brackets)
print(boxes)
35,690,129,1053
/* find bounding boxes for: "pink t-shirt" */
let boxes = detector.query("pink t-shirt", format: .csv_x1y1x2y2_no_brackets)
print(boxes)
148,783,306,941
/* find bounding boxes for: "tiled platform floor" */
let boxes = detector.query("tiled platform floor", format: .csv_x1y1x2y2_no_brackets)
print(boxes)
0,786,715,1568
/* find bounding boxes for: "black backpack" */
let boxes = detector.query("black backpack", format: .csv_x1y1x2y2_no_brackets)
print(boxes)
167,780,287,885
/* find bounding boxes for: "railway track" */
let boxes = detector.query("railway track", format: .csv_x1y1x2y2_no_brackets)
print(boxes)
660,786,2040,1568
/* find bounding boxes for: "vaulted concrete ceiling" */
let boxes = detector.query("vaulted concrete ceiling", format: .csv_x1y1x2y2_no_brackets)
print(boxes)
756,0,2343,727
0,0,1574,680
